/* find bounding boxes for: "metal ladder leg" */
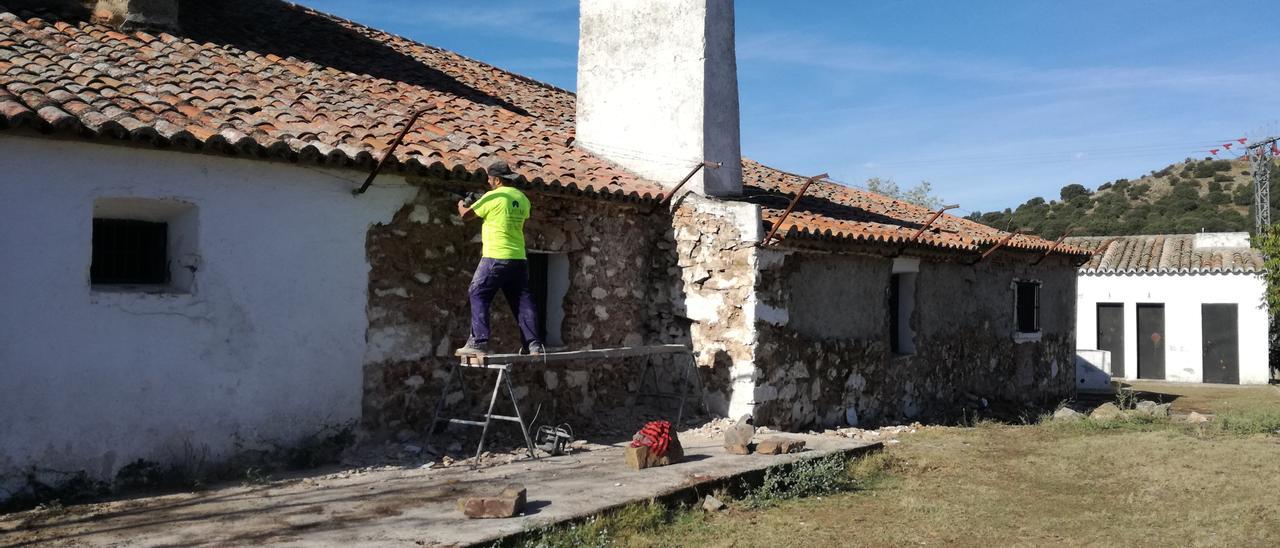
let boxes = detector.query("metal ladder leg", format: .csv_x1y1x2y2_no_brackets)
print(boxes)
473,366,506,460
502,370,539,459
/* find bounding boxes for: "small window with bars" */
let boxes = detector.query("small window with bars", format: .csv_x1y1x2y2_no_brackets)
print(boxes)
91,219,170,286
1015,280,1040,334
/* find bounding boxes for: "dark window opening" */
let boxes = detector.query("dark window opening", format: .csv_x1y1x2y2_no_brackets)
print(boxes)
91,219,169,285
1015,281,1040,333
889,274,901,352
527,253,550,342
890,272,917,354
523,252,568,346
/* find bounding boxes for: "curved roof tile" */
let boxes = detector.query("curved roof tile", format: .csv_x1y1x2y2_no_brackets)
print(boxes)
0,0,1083,258
1067,234,1264,274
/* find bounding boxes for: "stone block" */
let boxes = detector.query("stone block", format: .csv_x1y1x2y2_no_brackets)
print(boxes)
779,439,806,454
755,437,805,455
457,483,526,519
754,438,782,455
625,436,684,470
724,443,751,455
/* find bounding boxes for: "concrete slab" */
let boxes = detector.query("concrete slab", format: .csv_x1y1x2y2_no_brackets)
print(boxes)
0,432,878,547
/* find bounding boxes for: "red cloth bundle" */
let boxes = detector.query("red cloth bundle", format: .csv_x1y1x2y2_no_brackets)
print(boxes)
630,420,673,457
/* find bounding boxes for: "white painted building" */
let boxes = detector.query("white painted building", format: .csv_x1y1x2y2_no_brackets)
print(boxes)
1069,233,1270,384
0,135,416,480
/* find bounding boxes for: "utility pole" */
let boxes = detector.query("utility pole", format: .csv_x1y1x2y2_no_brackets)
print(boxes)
1247,137,1278,234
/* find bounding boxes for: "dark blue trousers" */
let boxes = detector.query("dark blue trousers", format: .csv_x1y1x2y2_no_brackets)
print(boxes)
468,258,541,346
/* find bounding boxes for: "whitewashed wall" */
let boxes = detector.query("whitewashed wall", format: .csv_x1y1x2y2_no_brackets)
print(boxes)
0,136,416,485
1075,272,1269,384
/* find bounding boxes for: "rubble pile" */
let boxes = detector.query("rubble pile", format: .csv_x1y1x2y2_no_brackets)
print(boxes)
823,423,921,443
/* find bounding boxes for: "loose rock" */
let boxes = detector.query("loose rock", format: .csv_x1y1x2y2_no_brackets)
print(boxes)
779,439,806,454
1090,402,1124,421
1187,411,1213,424
724,415,755,455
702,495,726,512
1052,407,1084,422
755,438,782,455
457,483,527,519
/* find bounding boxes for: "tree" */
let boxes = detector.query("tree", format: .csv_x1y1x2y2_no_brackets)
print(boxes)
865,177,943,209
1059,183,1090,202
1254,226,1280,317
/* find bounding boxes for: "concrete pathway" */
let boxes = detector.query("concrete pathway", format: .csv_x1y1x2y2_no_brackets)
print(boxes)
0,433,878,547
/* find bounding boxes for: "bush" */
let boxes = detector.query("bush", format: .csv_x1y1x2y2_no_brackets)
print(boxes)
1127,183,1151,199
1233,183,1254,206
1193,163,1217,178
744,453,857,508
1213,173,1234,183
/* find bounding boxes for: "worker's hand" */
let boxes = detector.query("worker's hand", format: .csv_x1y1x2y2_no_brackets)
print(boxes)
456,200,471,219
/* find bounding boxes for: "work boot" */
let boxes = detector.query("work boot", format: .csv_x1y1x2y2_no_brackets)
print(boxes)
455,339,489,356
527,342,546,355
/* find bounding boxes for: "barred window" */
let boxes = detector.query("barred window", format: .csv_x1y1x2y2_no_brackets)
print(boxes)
1015,281,1040,333
91,219,169,285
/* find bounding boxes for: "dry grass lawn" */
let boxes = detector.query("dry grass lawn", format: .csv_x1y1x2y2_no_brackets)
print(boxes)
536,382,1280,548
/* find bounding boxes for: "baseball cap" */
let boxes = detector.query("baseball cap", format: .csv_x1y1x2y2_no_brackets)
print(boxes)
485,159,521,181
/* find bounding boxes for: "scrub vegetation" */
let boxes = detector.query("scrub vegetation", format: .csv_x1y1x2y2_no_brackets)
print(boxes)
967,157,1279,238
512,382,1280,547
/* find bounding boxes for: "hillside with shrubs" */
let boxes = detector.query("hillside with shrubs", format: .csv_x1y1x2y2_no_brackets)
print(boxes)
966,157,1280,238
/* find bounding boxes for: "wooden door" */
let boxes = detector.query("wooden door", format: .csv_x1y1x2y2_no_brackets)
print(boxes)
1097,303,1125,377
1201,304,1239,384
1137,304,1165,380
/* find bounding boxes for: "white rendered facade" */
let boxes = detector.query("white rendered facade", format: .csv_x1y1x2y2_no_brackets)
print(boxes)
0,135,415,485
1075,271,1269,384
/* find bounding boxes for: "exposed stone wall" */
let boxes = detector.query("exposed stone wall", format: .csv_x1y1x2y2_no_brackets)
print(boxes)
669,196,763,417
753,250,1078,430
361,178,687,436
361,179,1079,436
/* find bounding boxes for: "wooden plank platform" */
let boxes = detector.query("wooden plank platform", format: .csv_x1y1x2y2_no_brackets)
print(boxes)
458,344,691,366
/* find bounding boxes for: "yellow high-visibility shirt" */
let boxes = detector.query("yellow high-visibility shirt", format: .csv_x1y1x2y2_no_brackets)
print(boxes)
471,186,530,259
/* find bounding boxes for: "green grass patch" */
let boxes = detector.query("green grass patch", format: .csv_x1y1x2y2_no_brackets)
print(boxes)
503,451,891,547
1212,408,1280,436
1043,408,1280,438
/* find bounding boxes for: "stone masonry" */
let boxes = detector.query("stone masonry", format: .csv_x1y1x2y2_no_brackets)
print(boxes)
362,177,692,435
360,175,1078,437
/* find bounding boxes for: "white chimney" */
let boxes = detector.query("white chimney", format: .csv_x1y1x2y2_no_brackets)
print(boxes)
576,0,743,197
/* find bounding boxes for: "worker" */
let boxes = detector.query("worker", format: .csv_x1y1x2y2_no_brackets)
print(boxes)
455,159,545,356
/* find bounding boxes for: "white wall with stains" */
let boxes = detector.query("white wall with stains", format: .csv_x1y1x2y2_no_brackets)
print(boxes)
0,135,415,484
1075,272,1270,384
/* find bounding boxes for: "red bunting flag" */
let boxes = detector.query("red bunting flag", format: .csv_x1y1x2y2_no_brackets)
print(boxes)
1210,149,1219,155
1238,138,1248,144
1223,143,1233,150
1272,142,1279,155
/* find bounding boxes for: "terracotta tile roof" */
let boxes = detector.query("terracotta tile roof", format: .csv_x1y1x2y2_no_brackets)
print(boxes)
740,160,1087,256
0,0,661,200
1066,234,1264,274
0,0,1080,258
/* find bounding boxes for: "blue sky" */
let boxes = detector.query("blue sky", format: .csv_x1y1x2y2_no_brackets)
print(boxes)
298,0,1280,214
